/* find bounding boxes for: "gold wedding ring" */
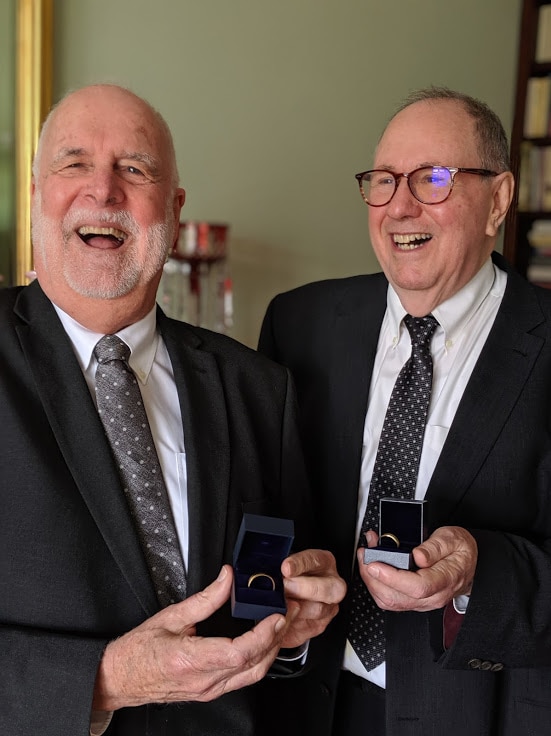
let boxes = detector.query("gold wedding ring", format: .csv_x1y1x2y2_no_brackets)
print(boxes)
379,533,400,549
247,572,276,590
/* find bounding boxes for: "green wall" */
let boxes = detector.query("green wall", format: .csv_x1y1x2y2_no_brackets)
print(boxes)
52,0,522,346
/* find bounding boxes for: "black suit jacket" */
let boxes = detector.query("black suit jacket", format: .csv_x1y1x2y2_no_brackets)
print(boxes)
0,281,310,736
258,253,551,736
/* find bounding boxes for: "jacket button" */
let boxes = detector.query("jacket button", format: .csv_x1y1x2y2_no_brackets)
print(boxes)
468,658,481,669
480,661,492,670
490,663,504,672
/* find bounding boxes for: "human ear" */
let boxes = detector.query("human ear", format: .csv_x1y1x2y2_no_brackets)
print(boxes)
486,171,514,237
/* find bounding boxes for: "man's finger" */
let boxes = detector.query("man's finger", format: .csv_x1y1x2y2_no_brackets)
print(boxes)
281,549,336,578
154,565,234,632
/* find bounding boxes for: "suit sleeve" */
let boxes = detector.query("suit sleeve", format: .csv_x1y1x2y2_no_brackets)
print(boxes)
428,427,551,670
434,522,551,670
0,627,109,735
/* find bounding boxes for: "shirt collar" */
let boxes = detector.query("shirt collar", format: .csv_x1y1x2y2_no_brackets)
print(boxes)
386,258,502,344
53,304,159,385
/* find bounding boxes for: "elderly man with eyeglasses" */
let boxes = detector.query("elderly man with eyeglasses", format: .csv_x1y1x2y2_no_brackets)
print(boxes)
257,86,551,736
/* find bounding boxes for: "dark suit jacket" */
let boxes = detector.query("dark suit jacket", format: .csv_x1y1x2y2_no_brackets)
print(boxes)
258,253,551,736
0,281,311,736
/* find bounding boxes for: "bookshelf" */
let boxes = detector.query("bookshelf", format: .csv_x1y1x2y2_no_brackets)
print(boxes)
504,0,551,285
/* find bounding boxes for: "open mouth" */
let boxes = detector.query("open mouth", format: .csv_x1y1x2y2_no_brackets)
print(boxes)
393,233,432,250
77,226,127,247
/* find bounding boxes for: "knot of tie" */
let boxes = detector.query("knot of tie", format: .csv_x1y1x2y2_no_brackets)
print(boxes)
94,334,130,364
403,314,438,349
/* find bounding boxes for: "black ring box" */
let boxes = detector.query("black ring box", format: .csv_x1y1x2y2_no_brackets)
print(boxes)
363,498,427,570
231,513,294,620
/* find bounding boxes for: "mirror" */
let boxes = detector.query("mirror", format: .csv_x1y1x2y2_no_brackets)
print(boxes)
13,0,53,286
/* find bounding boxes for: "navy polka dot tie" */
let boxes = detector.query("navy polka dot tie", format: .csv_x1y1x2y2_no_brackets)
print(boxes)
348,314,438,670
94,335,187,607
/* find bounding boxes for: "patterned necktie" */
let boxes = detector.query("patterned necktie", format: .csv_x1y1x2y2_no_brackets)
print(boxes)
348,314,438,670
94,334,187,608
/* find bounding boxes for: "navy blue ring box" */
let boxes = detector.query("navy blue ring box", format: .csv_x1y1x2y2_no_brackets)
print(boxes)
232,513,294,620
363,498,427,570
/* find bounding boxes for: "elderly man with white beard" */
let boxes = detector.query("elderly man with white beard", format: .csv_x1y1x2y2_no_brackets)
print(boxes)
0,83,345,736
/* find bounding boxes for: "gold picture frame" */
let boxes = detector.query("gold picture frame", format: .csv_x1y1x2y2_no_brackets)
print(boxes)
15,0,53,285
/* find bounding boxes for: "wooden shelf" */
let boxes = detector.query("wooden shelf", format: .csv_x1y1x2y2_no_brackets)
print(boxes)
504,0,551,274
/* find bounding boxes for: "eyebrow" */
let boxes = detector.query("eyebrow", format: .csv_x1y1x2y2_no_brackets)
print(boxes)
51,147,87,165
51,147,161,175
120,151,161,176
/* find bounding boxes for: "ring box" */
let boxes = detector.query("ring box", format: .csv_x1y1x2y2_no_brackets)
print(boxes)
363,498,427,570
231,513,294,620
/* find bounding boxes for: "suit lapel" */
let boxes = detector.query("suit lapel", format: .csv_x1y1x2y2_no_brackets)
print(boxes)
427,268,546,522
14,283,159,615
322,275,388,564
159,313,230,596
329,276,388,448
15,286,232,608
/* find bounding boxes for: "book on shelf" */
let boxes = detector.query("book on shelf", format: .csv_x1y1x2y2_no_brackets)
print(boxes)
527,261,551,286
529,143,542,210
536,4,551,63
523,76,551,138
527,220,551,287
528,219,551,243
543,146,551,210
517,144,551,211
528,218,551,250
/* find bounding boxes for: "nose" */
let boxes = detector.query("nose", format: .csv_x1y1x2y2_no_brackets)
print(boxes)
82,165,125,207
386,175,422,218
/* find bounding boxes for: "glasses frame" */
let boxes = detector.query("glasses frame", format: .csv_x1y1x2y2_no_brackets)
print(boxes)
355,166,498,207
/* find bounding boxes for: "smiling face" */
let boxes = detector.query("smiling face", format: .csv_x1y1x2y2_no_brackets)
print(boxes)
31,84,185,331
368,98,513,315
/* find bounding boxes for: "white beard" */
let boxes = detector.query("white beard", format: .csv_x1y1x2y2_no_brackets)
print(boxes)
31,200,174,300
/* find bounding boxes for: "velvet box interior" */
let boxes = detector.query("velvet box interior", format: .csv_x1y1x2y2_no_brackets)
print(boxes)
363,498,427,570
232,513,294,620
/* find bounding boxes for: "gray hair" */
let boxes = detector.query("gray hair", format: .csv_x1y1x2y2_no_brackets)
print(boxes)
389,86,511,173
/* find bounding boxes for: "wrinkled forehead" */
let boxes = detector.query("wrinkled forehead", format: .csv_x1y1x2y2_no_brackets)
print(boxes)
40,88,169,167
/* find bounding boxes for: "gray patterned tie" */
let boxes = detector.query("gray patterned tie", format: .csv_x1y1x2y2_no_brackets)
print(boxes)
348,314,438,670
94,334,187,608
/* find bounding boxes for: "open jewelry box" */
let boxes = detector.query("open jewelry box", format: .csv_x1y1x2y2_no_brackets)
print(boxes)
231,513,294,620
363,498,427,570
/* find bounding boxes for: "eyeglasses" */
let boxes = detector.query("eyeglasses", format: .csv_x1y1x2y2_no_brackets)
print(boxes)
355,166,498,207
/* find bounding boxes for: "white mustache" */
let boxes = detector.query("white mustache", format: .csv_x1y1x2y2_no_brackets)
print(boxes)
62,209,140,238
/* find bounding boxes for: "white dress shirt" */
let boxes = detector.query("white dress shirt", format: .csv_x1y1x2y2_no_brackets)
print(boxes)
343,258,507,688
54,305,189,568
53,305,188,736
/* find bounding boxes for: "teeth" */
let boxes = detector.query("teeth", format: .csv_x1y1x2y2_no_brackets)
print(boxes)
393,233,431,249
77,226,127,241
393,233,430,244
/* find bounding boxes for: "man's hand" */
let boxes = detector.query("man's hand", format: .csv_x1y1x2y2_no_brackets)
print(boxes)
279,549,347,648
357,526,477,612
93,565,294,711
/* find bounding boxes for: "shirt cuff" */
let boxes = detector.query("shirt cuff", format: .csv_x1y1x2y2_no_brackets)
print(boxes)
453,595,470,614
276,641,309,665
268,641,310,677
